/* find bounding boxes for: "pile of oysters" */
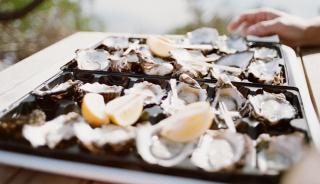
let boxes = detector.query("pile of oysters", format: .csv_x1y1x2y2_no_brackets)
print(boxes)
75,27,285,85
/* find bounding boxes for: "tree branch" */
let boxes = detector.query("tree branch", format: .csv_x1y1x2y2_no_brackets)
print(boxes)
0,0,45,21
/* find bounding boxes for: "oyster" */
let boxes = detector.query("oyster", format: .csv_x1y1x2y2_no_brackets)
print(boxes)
33,80,82,102
102,36,130,50
161,79,207,114
248,92,297,125
75,49,111,70
138,53,174,76
247,58,283,85
256,132,305,173
73,122,136,153
212,75,246,112
170,49,209,77
187,27,219,44
226,37,248,52
80,82,123,102
109,56,133,73
136,122,196,167
191,130,255,172
251,47,278,60
124,81,166,105
215,51,254,69
22,112,81,148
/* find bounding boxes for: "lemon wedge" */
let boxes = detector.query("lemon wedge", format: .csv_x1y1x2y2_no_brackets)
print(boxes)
105,94,143,127
81,93,109,127
160,101,214,142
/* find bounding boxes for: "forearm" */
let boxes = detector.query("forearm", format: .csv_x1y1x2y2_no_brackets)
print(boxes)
302,18,320,46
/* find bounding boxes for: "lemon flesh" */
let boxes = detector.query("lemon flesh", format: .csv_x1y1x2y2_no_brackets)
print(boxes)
160,102,214,142
105,94,143,127
81,93,109,127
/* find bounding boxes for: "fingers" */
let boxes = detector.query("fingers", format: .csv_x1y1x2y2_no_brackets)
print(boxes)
228,8,282,32
228,12,258,32
244,19,281,36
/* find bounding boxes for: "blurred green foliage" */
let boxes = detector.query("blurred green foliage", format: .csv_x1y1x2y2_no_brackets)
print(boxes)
0,0,104,70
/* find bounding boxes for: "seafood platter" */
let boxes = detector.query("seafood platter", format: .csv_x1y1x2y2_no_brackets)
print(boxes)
0,28,319,184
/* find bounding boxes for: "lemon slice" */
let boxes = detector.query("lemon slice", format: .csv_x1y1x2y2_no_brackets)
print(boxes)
160,101,214,142
81,93,109,127
105,94,143,127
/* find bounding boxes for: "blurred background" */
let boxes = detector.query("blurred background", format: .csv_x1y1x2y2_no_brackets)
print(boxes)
1,0,320,71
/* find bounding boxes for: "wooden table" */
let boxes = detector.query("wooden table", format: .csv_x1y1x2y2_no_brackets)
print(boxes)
0,32,319,184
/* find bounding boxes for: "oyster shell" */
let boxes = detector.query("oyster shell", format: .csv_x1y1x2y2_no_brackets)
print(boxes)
191,130,255,172
187,27,219,44
247,58,283,85
256,132,305,173
102,36,130,50
215,51,254,69
248,92,297,125
138,53,174,76
80,82,123,102
73,122,136,153
170,49,209,77
22,112,81,148
161,79,207,114
33,80,82,97
212,75,246,112
136,122,196,167
251,47,278,60
76,49,111,70
124,81,166,105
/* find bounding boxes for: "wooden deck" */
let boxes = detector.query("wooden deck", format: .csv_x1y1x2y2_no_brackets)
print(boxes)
0,32,319,184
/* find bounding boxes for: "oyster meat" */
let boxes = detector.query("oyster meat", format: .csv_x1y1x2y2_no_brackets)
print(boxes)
76,49,111,70
161,79,207,114
251,47,278,60
138,53,174,76
22,112,81,148
191,130,255,172
248,92,297,125
124,81,166,105
80,82,123,102
256,132,305,173
136,122,196,167
73,122,136,153
247,58,283,85
187,27,219,44
170,49,209,77
212,75,246,112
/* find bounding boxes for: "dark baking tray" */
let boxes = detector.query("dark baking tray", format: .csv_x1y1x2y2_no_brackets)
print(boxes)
60,35,290,86
0,71,309,184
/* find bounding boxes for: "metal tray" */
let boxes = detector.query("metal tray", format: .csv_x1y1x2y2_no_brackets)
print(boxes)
0,71,311,184
60,35,290,86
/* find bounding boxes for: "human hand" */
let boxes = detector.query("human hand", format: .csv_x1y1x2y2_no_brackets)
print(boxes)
228,8,309,47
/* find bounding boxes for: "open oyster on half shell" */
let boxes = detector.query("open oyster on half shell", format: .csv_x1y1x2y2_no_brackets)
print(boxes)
137,102,213,167
161,79,207,115
124,81,166,105
73,122,136,153
137,51,174,76
256,132,306,174
75,49,111,71
191,130,255,172
247,58,283,85
80,82,123,102
248,92,297,125
170,49,209,78
22,112,81,149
